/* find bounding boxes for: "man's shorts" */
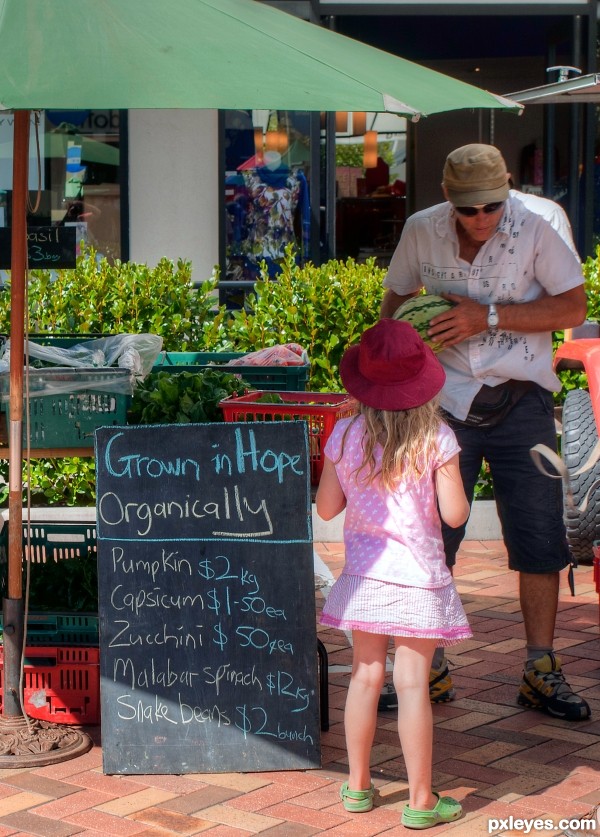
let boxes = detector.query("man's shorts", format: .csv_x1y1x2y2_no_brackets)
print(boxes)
442,384,571,574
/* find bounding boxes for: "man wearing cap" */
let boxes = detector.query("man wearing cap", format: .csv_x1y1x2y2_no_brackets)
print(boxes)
379,143,589,721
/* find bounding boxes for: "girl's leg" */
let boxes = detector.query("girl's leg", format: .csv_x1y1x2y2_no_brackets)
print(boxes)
393,637,438,810
345,630,389,791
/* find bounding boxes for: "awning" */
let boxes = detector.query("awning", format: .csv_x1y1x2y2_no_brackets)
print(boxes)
507,73,600,104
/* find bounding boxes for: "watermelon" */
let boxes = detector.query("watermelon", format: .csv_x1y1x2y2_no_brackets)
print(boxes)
392,294,454,353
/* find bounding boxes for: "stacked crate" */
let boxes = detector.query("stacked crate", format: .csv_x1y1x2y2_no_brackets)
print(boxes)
0,521,100,724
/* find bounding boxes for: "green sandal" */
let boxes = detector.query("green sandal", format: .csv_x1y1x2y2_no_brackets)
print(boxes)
339,781,375,813
401,792,462,829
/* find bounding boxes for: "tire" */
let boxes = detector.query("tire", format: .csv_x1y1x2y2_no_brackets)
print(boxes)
561,389,600,565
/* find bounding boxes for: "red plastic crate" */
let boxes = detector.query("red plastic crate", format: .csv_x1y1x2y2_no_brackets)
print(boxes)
219,390,357,485
0,646,100,725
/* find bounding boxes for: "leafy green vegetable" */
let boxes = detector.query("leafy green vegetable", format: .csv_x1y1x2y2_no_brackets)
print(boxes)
128,369,250,425
254,392,285,404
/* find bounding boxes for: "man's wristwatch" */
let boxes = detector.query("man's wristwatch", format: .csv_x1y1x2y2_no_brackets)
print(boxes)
487,303,499,331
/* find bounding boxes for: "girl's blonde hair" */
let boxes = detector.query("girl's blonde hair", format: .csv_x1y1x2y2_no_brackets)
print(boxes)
339,398,442,491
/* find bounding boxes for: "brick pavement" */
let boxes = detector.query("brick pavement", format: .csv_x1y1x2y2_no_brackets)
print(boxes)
0,540,596,836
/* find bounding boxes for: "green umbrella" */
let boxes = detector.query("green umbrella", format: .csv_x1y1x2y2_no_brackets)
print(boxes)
0,0,522,763
0,0,520,117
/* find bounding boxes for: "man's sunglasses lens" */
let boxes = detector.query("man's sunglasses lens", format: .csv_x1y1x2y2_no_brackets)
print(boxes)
455,202,504,217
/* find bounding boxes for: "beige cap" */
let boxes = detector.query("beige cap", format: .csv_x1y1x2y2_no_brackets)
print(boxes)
443,143,509,206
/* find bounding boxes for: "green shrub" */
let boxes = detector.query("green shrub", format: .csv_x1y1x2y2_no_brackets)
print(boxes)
0,457,96,508
334,140,395,172
554,245,600,400
217,246,386,391
0,245,223,351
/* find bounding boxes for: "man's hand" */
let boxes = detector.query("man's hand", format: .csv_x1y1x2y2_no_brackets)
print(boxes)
428,293,487,348
428,285,587,350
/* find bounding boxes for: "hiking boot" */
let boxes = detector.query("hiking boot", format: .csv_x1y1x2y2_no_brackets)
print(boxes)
377,662,455,711
429,662,455,703
518,652,591,721
378,683,398,711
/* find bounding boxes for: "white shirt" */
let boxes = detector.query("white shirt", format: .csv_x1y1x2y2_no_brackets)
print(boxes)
509,189,579,258
383,196,585,420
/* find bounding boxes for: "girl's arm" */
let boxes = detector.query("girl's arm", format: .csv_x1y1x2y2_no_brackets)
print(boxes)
315,457,347,521
435,453,470,529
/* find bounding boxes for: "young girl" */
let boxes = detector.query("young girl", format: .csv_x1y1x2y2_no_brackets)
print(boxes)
316,319,472,830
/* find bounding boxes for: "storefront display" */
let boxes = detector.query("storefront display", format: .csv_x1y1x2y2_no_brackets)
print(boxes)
223,110,312,303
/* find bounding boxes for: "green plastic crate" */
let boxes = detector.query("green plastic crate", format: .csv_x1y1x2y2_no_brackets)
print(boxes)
0,521,97,564
0,521,98,614
0,613,99,646
25,333,106,348
0,367,130,448
153,351,310,391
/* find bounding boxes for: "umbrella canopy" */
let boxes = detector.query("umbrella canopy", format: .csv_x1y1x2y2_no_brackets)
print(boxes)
0,0,521,119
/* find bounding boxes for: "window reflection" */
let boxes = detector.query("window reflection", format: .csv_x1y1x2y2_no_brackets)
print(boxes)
223,110,312,305
0,110,122,263
330,111,407,266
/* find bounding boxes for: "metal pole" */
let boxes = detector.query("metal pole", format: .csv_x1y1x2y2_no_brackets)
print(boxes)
567,17,582,235
0,109,93,763
4,109,29,717
582,1,597,258
544,46,556,198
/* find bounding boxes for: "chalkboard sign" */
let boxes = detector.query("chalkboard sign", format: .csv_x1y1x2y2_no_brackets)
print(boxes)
0,226,76,269
95,422,320,775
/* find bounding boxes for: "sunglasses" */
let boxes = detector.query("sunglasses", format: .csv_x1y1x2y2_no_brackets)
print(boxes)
454,201,504,217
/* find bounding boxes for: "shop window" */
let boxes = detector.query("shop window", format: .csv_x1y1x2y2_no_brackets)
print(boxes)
330,112,407,267
0,110,123,265
222,109,312,306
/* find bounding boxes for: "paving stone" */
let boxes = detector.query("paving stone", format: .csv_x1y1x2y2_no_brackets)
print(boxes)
0,774,79,799
190,803,284,831
0,810,84,836
95,787,178,817
129,805,210,834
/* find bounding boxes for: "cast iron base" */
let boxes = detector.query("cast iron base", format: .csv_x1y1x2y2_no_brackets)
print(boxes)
0,714,92,767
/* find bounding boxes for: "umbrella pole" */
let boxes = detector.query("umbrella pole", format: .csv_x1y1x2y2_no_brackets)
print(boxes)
0,109,92,765
3,109,27,720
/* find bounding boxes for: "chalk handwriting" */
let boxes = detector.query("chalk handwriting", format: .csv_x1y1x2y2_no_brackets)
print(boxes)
112,547,192,581
110,584,205,616
109,620,204,649
235,626,294,655
266,671,310,712
114,656,201,690
98,486,273,538
103,426,304,485
235,704,314,743
203,663,262,696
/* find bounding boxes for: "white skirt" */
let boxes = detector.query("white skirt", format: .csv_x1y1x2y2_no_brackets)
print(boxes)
320,573,472,646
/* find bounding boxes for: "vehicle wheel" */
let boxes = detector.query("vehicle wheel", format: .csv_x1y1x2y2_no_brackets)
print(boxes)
562,388,600,565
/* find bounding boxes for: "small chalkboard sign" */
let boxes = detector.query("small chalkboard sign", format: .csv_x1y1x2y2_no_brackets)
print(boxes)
0,226,76,269
95,422,320,775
